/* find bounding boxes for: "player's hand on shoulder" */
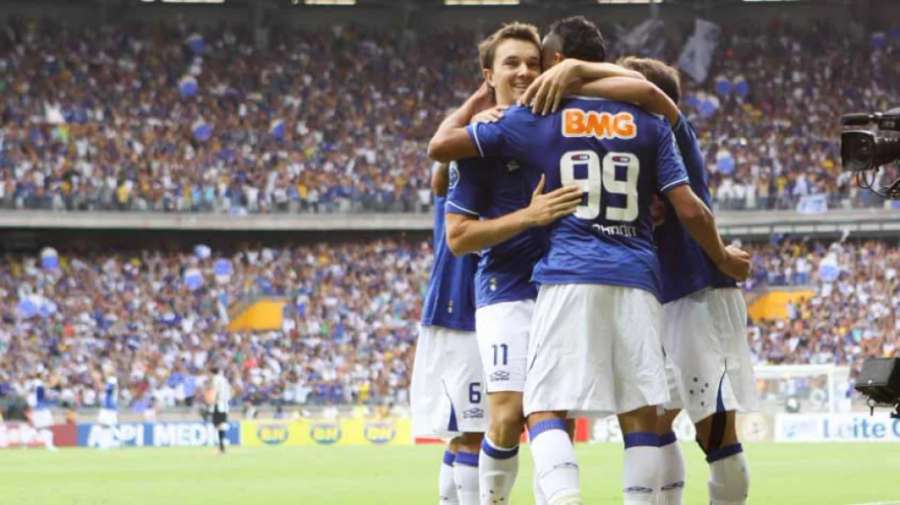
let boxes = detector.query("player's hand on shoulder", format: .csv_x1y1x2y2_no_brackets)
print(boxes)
520,59,583,116
470,106,508,125
717,244,752,281
523,175,584,227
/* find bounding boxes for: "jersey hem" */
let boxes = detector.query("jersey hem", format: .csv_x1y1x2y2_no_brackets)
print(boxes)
532,277,659,300
420,319,476,333
474,293,537,310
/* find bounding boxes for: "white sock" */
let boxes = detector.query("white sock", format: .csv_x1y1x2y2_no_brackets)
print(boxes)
529,419,581,504
658,432,684,505
707,444,749,505
479,436,519,504
99,427,109,450
622,433,660,505
453,451,480,505
533,470,549,505
109,427,119,448
40,429,56,450
440,450,460,504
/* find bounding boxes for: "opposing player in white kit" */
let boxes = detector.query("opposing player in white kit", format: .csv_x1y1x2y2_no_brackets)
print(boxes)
611,57,758,505
440,23,584,505
96,376,119,450
411,161,486,505
430,16,751,504
29,376,57,451
211,367,232,454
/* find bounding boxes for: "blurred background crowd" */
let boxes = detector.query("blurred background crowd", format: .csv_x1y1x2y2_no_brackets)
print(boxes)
0,238,896,412
1,17,897,215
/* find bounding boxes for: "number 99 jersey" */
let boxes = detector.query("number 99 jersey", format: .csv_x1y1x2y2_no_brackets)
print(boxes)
466,98,689,299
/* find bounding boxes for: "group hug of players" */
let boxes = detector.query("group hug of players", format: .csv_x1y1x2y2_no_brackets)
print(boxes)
410,16,758,505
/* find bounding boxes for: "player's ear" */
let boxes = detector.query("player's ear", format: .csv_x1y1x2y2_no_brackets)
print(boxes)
482,67,495,89
553,52,563,66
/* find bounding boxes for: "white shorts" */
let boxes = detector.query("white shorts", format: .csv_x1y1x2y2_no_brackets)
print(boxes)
661,288,759,423
98,408,118,427
475,300,534,393
411,325,487,438
32,408,53,429
524,284,668,418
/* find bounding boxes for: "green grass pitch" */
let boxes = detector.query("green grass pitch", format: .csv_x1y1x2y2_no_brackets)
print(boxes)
2,443,899,504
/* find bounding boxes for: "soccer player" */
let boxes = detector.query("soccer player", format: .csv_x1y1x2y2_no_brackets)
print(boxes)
525,55,758,504
28,376,56,451
97,376,119,450
410,161,485,505
211,367,232,454
615,57,758,505
442,22,585,505
429,16,750,505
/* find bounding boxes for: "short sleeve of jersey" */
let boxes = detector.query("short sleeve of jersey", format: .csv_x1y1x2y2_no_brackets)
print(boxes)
466,106,535,160
655,120,690,193
446,158,488,217
673,113,700,161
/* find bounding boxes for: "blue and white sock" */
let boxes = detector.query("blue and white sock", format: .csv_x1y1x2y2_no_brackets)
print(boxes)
622,432,660,505
657,432,684,505
479,436,519,504
453,451,480,505
529,419,581,505
707,444,749,505
440,450,460,504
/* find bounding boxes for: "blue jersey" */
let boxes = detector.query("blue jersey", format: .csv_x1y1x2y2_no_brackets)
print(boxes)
654,114,736,303
467,98,689,298
35,383,49,409
420,179,477,331
445,157,545,308
103,383,117,410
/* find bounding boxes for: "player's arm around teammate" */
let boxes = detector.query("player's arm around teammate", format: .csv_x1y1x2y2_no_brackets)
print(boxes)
520,59,752,282
433,23,587,505
525,57,755,504
446,175,581,256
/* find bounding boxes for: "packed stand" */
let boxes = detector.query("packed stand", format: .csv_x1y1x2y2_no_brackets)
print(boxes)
0,237,896,413
685,21,899,211
0,17,897,214
0,239,429,414
745,239,899,367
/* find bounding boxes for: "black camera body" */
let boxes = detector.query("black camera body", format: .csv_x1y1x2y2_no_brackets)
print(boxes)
854,357,900,418
841,111,900,199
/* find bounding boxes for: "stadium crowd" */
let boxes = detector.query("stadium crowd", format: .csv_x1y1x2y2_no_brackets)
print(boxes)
0,239,429,413
745,239,899,367
0,238,896,412
0,18,897,214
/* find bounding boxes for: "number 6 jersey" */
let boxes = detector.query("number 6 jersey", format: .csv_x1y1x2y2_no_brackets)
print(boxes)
466,98,689,300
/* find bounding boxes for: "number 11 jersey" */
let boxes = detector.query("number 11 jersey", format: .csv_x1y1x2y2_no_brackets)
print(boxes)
466,98,689,300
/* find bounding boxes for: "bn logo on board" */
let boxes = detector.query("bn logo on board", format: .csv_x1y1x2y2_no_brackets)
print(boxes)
310,422,342,445
363,421,396,445
256,424,289,445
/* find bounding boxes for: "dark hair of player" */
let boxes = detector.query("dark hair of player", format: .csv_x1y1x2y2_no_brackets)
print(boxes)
477,22,541,70
545,16,606,63
618,56,682,105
